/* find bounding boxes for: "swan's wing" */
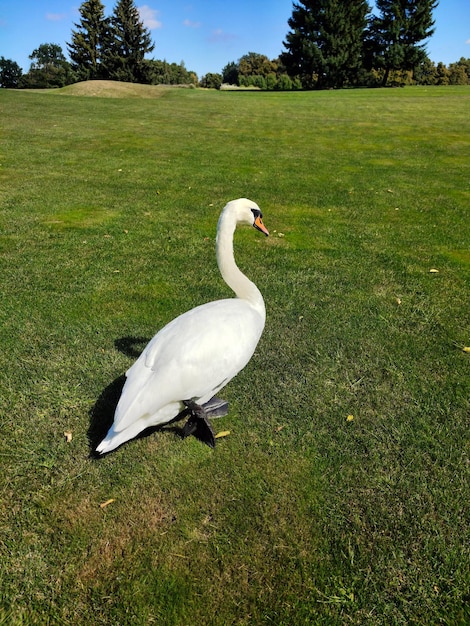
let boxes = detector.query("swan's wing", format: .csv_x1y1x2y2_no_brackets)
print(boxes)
113,299,264,432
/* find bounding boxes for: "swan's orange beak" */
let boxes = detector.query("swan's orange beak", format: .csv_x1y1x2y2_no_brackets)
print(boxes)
254,215,269,236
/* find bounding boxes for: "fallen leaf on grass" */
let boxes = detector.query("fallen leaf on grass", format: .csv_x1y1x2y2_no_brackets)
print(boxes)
275,425,285,432
346,415,354,422
429,268,439,273
99,499,115,509
64,431,72,443
463,346,470,353
214,430,230,439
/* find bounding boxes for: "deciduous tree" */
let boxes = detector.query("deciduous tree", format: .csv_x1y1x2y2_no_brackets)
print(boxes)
435,61,449,85
0,57,23,88
238,52,278,78
23,44,75,88
413,57,438,84
447,57,470,85
199,73,222,89
141,59,197,85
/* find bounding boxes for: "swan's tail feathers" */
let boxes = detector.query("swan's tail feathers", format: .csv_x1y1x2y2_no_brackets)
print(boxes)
95,420,145,455
95,402,183,455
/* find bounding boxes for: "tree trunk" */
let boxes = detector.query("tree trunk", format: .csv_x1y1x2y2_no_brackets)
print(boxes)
382,66,390,87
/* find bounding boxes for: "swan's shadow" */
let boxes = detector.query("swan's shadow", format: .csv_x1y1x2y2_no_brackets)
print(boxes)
88,336,190,456
114,336,149,359
88,373,126,453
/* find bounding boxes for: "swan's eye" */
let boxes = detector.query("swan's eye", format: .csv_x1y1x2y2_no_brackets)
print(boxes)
251,208,262,220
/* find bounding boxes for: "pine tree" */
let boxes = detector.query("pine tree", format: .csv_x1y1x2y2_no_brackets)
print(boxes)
281,0,370,89
365,0,438,86
106,0,155,83
68,0,111,80
222,61,239,85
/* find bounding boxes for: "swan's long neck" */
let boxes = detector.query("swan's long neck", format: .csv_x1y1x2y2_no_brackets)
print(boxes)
216,211,265,319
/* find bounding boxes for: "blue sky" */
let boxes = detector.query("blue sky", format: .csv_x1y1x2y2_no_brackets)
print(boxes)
1,1,469,78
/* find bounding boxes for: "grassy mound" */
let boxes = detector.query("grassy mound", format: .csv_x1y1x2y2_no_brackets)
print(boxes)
52,79,182,98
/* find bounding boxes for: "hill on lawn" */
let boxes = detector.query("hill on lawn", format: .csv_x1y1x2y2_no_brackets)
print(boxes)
50,80,185,98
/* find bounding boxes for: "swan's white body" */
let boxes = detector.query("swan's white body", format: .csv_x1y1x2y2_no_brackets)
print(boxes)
96,198,268,454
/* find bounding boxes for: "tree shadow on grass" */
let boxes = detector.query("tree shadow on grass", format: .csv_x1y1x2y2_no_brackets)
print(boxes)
88,336,191,456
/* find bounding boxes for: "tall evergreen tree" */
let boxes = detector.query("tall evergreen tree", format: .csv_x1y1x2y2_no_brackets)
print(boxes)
67,0,111,81
365,0,438,86
106,0,155,83
222,61,239,85
281,0,370,89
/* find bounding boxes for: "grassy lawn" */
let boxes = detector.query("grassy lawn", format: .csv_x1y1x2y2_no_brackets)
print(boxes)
0,83,469,625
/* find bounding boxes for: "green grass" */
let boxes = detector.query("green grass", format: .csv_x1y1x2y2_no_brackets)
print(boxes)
0,83,469,625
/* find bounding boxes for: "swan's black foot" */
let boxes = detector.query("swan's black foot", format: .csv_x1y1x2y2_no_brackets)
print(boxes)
182,400,216,448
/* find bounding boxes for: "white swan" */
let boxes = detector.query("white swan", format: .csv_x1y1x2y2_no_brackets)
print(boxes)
96,198,269,454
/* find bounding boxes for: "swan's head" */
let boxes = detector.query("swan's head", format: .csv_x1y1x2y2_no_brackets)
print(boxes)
225,198,269,236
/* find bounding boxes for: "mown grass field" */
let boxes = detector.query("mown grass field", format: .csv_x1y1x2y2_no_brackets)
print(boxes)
0,83,469,625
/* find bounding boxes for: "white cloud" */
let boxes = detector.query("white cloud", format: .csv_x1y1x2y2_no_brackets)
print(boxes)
209,28,237,43
183,19,201,28
466,39,470,44
138,5,162,30
46,13,67,21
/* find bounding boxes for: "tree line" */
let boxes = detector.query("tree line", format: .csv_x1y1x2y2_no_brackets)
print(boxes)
217,52,470,91
1,0,469,90
0,0,197,89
